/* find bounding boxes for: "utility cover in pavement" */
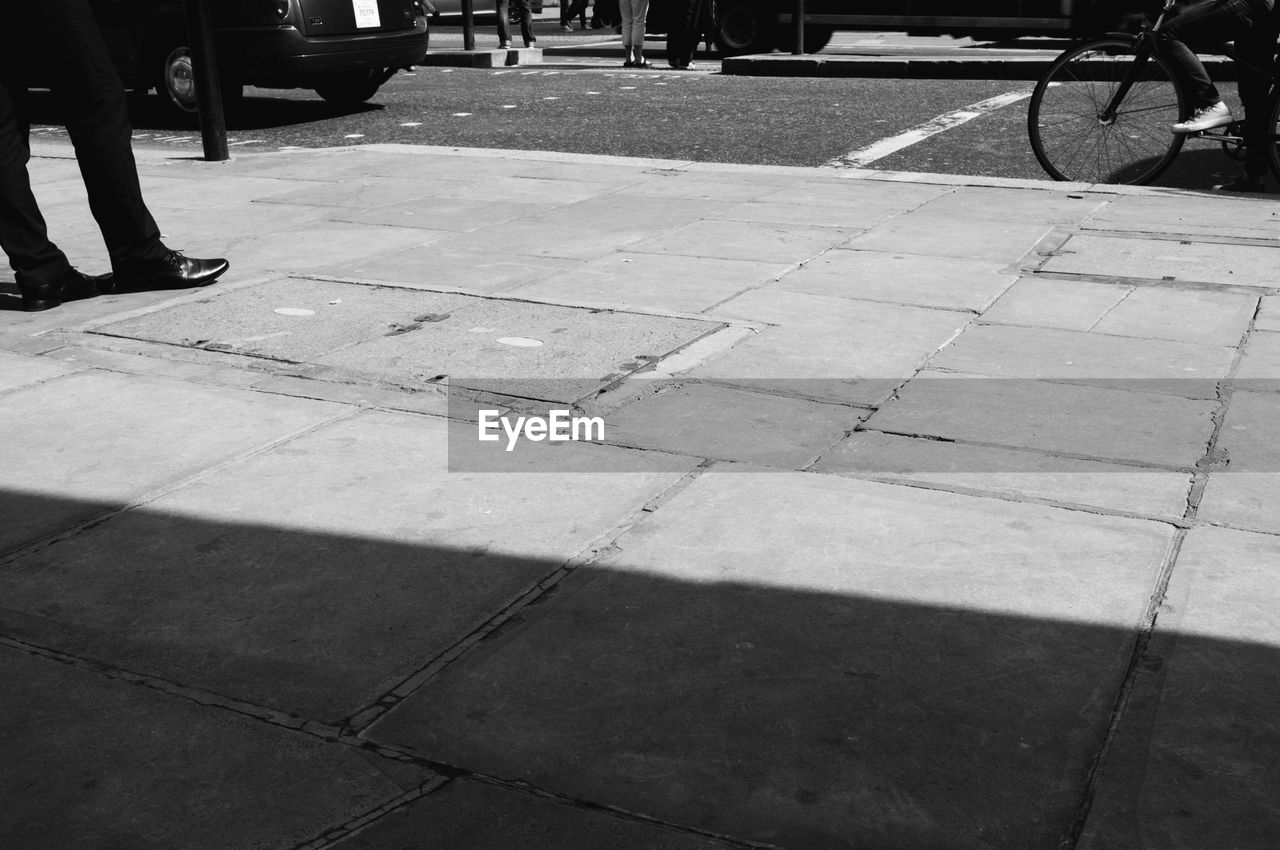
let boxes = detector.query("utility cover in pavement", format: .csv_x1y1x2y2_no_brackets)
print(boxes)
93,278,722,402
1038,234,1280,287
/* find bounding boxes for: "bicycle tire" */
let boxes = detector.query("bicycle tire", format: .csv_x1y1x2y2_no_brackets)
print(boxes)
1028,37,1186,185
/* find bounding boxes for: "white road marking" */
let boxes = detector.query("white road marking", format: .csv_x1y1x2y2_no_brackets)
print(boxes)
399,122,423,127
824,89,1031,169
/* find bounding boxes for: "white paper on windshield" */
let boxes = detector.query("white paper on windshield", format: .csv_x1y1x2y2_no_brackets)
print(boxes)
353,0,381,28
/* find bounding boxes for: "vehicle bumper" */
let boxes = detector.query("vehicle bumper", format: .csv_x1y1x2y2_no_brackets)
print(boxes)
221,18,428,86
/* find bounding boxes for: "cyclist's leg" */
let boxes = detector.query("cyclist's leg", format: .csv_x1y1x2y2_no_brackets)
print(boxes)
1155,0,1254,109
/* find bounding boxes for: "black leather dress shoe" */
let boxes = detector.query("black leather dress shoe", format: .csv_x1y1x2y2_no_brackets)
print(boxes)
111,249,229,292
20,268,106,312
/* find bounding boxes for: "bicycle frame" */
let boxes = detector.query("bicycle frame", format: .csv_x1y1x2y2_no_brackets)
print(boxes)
1095,0,1179,123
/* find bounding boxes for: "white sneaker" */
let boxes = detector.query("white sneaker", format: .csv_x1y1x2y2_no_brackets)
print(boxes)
1171,101,1232,134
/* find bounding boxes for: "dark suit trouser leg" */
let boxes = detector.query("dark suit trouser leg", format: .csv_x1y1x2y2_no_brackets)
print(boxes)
14,0,166,278
0,61,73,288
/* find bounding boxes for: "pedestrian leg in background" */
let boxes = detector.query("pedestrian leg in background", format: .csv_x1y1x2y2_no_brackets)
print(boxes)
665,0,698,68
619,0,650,66
511,0,536,47
562,0,590,30
0,0,228,311
495,0,513,47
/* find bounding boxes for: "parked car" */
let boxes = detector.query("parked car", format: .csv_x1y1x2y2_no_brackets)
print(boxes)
80,0,430,114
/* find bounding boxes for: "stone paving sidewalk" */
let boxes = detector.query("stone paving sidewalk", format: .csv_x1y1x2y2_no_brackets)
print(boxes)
2,141,1279,848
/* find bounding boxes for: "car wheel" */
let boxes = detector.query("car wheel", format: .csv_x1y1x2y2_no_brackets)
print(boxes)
314,71,384,107
712,0,776,56
154,43,243,121
777,24,835,54
159,45,199,114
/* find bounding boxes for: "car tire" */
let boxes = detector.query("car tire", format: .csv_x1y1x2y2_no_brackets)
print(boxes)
777,24,834,54
153,42,243,122
712,0,776,56
314,71,384,107
158,45,199,115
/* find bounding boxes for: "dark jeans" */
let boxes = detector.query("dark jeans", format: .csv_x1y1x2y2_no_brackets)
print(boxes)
0,0,164,289
1155,0,1277,173
496,0,535,44
665,0,702,66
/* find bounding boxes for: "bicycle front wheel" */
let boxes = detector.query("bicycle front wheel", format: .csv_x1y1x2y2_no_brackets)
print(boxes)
1028,37,1185,185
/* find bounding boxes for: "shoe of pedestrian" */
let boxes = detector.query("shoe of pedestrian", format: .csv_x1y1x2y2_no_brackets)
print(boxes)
1171,101,1232,134
1218,172,1267,193
19,267,106,312
561,23,573,31
110,249,229,292
634,58,650,68
623,59,635,68
525,38,536,47
678,61,696,70
498,40,512,49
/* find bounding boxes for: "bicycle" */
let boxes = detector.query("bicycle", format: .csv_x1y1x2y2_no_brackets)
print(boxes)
1027,0,1279,185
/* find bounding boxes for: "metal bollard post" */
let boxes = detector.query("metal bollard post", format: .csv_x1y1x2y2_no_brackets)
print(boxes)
792,0,805,55
462,0,476,50
185,0,228,161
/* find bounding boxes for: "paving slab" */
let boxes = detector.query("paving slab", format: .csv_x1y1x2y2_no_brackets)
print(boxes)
1039,233,1280,287
367,472,1174,849
0,370,340,555
328,244,578,293
327,195,553,232
0,646,417,850
440,196,734,261
138,174,329,210
980,278,1133,331
1083,193,1280,240
753,177,950,211
613,170,795,202
214,220,445,275
0,412,694,722
1235,330,1280,381
813,430,1192,519
95,278,473,363
507,251,788,314
846,211,1053,263
1088,287,1258,347
0,350,81,393
904,185,1108,226
928,324,1235,392
692,289,969,405
868,376,1219,468
1256,295,1280,331
256,177,451,210
771,249,1018,312
1078,525,1280,850
317,296,720,401
603,382,865,468
1196,390,1280,533
629,218,856,264
333,779,727,849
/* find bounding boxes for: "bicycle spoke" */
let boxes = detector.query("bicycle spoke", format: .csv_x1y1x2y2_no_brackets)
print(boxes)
1028,37,1183,184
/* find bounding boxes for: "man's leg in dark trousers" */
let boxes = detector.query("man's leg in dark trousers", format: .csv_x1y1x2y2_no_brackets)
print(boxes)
28,0,167,272
0,48,74,290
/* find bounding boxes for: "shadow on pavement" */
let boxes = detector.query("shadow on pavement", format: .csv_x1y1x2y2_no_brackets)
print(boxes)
1,487,1277,848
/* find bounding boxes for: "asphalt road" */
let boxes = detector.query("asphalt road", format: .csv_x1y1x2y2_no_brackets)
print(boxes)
27,29,1251,193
